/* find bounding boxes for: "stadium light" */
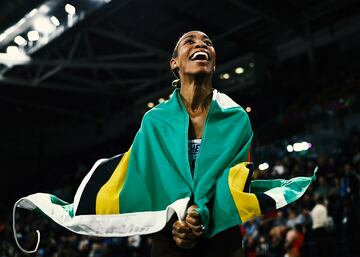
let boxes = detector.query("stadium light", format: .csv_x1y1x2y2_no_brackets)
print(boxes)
287,145,294,152
245,106,251,113
0,51,30,66
14,36,26,46
34,16,56,34
221,73,230,80
235,67,244,74
50,16,60,27
17,18,26,27
39,4,50,14
259,162,269,171
6,46,20,56
27,30,40,41
147,102,155,108
27,8,38,18
0,33,6,42
65,4,76,15
158,98,165,103
293,141,312,152
0,26,16,42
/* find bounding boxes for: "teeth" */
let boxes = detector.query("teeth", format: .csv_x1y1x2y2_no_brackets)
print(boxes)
190,51,209,60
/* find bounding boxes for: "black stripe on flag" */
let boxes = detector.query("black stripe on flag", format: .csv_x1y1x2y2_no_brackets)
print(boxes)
76,154,123,215
243,163,254,193
255,193,276,213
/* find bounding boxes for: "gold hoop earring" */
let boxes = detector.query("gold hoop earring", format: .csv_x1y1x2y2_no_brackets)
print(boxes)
172,79,180,88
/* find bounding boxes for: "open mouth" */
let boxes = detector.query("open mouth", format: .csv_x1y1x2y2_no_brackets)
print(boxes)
189,51,210,61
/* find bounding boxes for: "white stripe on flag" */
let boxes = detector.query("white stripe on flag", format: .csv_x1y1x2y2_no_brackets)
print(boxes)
73,157,109,214
15,193,190,237
264,188,287,209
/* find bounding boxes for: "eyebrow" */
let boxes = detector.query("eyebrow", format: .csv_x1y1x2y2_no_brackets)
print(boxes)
181,34,212,43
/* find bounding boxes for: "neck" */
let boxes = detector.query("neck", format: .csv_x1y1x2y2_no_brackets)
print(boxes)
179,76,213,112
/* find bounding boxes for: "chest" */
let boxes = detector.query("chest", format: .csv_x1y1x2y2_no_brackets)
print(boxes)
188,112,208,139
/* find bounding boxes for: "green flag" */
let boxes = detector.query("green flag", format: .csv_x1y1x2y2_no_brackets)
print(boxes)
13,89,316,253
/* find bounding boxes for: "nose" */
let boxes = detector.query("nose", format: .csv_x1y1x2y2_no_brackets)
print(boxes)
194,39,207,48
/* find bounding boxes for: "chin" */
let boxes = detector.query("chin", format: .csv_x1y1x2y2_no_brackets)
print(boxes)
189,68,213,77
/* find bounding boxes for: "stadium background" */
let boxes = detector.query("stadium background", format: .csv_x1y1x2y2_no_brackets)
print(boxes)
0,0,359,256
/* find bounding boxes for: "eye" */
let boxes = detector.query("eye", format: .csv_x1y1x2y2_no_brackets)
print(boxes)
184,39,195,45
204,40,213,46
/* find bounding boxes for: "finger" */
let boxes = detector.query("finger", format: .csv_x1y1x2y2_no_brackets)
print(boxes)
187,208,200,215
172,229,197,240
185,218,205,236
173,236,190,246
193,231,203,237
186,205,198,215
187,212,201,220
172,222,197,239
185,215,202,226
186,222,203,234
173,221,192,233
171,230,188,239
186,224,203,237
187,206,202,225
172,236,196,249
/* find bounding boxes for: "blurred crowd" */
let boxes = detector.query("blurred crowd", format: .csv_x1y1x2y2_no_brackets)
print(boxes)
1,130,359,257
242,130,360,257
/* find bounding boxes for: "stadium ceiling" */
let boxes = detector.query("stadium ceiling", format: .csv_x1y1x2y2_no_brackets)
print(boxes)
1,0,360,152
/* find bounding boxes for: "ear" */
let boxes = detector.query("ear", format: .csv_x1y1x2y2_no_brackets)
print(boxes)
170,58,178,71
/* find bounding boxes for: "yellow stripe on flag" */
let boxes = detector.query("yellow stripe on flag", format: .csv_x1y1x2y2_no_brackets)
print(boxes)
228,162,261,223
96,148,131,214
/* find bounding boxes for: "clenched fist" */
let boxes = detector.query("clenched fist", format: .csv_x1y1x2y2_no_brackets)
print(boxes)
172,205,204,249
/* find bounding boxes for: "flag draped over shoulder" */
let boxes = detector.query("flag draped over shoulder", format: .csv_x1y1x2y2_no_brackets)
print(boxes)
13,89,316,253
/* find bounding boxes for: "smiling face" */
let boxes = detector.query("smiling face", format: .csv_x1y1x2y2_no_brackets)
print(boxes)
170,31,216,79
